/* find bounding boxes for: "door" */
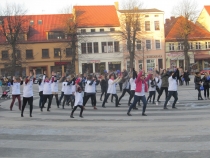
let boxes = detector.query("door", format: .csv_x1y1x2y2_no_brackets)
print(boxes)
158,59,163,71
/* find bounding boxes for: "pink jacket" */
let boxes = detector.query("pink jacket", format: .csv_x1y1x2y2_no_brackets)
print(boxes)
135,71,152,93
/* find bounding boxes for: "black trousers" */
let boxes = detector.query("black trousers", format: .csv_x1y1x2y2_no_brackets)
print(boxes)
204,86,209,98
21,97,33,116
71,105,83,116
83,93,96,106
185,81,189,85
100,88,107,100
147,91,156,103
157,87,168,101
119,83,122,91
119,89,130,102
102,93,118,107
42,95,52,110
59,91,64,104
63,94,73,108
51,93,59,106
197,89,202,99
128,90,135,104
164,91,178,108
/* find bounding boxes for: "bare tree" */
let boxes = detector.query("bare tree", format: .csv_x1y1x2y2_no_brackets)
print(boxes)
119,0,144,70
0,3,28,76
172,0,199,71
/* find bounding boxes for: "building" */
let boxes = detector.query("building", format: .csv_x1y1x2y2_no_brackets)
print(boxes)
74,5,124,74
117,8,166,72
197,6,210,32
0,14,78,77
165,16,210,72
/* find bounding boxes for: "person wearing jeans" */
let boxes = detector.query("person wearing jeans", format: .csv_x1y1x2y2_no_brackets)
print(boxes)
127,70,152,116
163,69,179,109
202,73,209,100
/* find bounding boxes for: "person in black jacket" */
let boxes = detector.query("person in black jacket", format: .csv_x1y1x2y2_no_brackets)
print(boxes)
100,75,107,101
194,72,203,100
183,70,190,86
202,72,209,100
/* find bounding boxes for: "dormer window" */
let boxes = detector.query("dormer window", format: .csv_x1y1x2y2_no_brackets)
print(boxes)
110,28,115,32
38,20,42,25
100,29,104,32
91,29,95,32
30,20,34,25
81,29,86,33
48,31,65,40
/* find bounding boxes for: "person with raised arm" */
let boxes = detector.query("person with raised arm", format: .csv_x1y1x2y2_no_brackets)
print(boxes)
127,70,152,116
21,69,36,117
10,76,23,111
50,71,60,108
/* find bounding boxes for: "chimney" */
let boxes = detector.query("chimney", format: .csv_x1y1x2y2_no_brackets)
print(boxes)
171,16,175,21
114,1,119,10
165,18,170,24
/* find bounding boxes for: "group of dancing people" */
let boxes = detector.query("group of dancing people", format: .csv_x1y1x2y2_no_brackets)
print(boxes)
5,66,187,118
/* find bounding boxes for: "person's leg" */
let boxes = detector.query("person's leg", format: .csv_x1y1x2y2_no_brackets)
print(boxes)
127,95,139,115
62,95,67,108
113,94,119,107
152,91,156,103
141,95,148,115
29,97,33,117
83,95,91,106
21,97,28,117
111,94,114,102
91,94,97,109
198,89,203,100
119,83,122,92
207,87,209,98
17,95,21,110
147,91,152,102
204,87,207,98
79,105,84,117
70,106,78,118
118,89,126,103
55,94,59,107
41,95,48,111
163,91,172,109
102,93,110,107
128,90,134,105
10,95,16,110
100,90,104,101
157,87,164,102
59,91,64,104
39,91,43,108
172,91,178,108
165,87,168,101
47,95,52,111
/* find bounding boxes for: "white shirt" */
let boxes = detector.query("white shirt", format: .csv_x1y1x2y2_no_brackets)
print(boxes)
148,79,156,91
51,80,58,93
129,78,136,90
85,80,96,93
38,75,45,92
155,76,162,88
61,82,65,92
74,91,83,106
43,81,52,95
71,84,76,93
135,84,145,96
63,81,72,95
107,79,117,94
168,76,177,91
11,82,21,95
23,78,34,97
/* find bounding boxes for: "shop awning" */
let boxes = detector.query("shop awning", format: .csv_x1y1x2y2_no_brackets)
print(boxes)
195,54,210,60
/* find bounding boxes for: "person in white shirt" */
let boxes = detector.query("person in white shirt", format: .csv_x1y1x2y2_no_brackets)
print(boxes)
163,69,179,109
50,71,59,108
70,79,84,118
83,75,99,110
41,74,54,112
21,69,36,117
147,74,157,104
10,76,23,111
102,74,122,108
62,76,73,109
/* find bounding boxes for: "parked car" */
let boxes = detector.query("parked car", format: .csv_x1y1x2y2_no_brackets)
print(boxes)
200,68,210,75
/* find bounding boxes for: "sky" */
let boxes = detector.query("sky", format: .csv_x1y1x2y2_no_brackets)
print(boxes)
0,0,209,19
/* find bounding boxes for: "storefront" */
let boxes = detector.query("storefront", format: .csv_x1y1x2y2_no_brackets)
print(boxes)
108,61,121,71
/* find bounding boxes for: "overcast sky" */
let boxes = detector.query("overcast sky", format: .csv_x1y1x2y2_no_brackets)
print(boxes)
0,0,209,19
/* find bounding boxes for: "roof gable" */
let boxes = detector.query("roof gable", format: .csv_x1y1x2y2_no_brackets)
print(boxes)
74,5,120,28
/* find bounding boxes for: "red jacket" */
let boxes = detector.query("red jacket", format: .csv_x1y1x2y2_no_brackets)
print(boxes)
135,71,152,93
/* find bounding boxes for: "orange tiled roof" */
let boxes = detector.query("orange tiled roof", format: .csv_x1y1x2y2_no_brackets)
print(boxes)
204,5,210,15
74,5,120,28
165,16,210,41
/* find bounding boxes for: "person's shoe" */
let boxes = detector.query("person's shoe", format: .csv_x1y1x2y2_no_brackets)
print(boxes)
93,106,97,110
133,107,138,110
100,98,102,101
116,105,120,107
111,100,113,102
118,103,121,105
83,106,86,110
128,103,131,106
30,114,32,117
163,107,168,110
21,114,23,117
19,108,21,111
47,109,50,112
10,107,12,111
43,106,46,108
172,106,177,109
205,97,207,100
149,100,151,103
176,101,179,104
127,113,132,116
156,102,159,106
152,101,155,104
79,115,83,118
57,106,59,108
167,102,170,106
142,113,147,116
40,108,43,112
70,115,74,118
102,106,106,108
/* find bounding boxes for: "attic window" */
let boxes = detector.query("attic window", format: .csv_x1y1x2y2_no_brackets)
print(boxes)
110,28,115,32
38,20,42,25
91,29,95,32
100,29,104,32
81,29,86,33
145,15,149,17
30,20,34,25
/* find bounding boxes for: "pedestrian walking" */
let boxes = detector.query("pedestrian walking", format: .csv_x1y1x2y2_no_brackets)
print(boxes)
202,72,210,100
194,72,203,100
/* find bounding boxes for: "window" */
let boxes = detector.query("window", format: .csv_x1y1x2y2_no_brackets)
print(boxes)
155,15,159,17
16,50,21,59
139,60,143,70
196,42,201,50
137,40,141,50
66,48,73,57
48,32,65,40
146,40,151,49
54,48,61,57
108,42,113,53
155,40,161,49
100,29,104,32
42,49,49,58
110,28,115,32
93,42,98,53
87,43,92,53
154,21,160,30
206,42,210,49
26,50,33,59
169,43,174,51
189,42,193,50
1,51,8,60
101,42,107,53
18,34,25,41
81,29,86,33
145,15,149,17
81,43,86,54
178,43,183,50
145,21,150,31
114,41,120,52
147,59,155,71
30,20,34,25
38,20,42,25
91,29,95,32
